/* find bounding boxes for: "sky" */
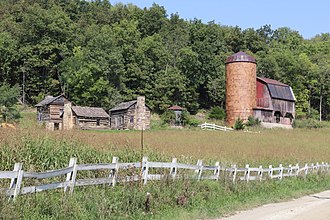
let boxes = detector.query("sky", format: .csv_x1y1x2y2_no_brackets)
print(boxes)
113,0,330,39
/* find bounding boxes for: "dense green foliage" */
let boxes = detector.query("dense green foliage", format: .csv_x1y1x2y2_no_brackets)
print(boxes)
0,84,21,122
0,0,329,119
208,106,226,120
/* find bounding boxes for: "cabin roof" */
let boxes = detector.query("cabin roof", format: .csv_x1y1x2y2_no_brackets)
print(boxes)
257,77,295,101
72,106,109,118
35,94,65,107
109,100,137,112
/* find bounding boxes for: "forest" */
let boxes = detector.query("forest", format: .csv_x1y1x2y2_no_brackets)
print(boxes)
0,0,329,120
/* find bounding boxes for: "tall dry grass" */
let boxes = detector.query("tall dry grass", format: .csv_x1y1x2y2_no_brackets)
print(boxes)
2,111,329,167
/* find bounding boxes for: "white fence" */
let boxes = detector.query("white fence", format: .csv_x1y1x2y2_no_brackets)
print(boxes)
1,157,329,199
200,122,234,131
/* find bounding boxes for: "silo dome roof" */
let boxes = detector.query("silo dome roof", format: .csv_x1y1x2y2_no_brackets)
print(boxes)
225,51,256,64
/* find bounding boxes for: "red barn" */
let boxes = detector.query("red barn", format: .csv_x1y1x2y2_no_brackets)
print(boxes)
254,77,295,126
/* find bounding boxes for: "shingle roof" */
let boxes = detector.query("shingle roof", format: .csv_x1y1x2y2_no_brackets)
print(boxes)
35,95,63,107
257,77,295,101
72,106,109,118
109,100,137,112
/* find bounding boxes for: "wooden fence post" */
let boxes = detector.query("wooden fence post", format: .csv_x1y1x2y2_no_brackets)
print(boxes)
279,164,283,180
288,164,292,177
169,158,177,180
326,163,329,172
64,157,77,193
13,170,24,199
268,165,273,179
214,162,220,181
294,163,299,176
232,164,237,183
194,160,203,181
9,163,23,200
142,156,149,185
9,163,22,189
245,164,250,182
304,163,308,176
258,165,263,182
109,157,119,186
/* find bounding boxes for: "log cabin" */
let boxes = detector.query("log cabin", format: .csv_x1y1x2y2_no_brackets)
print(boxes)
35,94,70,130
109,96,151,130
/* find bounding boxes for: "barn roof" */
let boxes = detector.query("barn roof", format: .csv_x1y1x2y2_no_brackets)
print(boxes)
109,100,137,112
35,95,65,107
168,105,184,111
72,106,109,118
257,77,295,101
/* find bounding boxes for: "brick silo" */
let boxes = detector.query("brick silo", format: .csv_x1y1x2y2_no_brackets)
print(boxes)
225,51,257,126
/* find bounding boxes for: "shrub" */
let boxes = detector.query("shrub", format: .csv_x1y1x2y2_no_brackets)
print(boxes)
182,110,200,127
245,116,260,127
208,106,226,120
293,119,324,129
233,118,245,130
161,110,176,125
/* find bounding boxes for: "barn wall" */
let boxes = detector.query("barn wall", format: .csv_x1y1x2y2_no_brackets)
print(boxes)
75,117,109,129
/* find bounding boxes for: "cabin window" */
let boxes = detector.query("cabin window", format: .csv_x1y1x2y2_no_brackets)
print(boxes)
121,115,124,125
130,116,134,124
96,119,100,126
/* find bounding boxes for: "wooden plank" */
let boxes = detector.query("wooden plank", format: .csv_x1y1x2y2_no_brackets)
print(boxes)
148,162,173,168
75,178,111,187
118,162,141,169
64,158,76,192
24,167,73,179
176,163,199,170
21,181,70,194
76,164,116,171
0,171,18,179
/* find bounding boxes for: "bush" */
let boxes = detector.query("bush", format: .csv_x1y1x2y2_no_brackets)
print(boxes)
208,106,226,120
182,110,200,127
293,119,324,129
233,118,245,130
161,110,176,125
245,116,260,127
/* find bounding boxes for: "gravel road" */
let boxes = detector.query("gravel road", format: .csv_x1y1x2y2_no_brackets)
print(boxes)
217,190,330,220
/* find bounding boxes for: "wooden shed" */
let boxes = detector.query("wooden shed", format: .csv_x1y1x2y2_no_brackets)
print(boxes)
71,106,110,130
109,96,151,130
254,77,295,126
35,94,70,130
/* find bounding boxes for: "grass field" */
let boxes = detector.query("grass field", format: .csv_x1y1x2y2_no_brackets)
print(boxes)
0,112,329,219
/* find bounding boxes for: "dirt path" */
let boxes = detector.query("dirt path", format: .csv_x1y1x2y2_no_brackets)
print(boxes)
217,190,330,220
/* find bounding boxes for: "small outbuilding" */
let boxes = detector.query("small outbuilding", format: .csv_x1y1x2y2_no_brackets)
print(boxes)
35,94,70,130
109,96,151,130
254,77,295,126
168,105,184,126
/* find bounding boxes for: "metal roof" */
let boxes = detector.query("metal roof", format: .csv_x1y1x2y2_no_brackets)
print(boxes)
257,77,295,101
72,106,109,118
168,105,184,111
225,51,256,64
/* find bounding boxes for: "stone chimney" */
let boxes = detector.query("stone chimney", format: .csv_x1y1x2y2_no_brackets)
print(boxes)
135,96,146,130
63,102,74,130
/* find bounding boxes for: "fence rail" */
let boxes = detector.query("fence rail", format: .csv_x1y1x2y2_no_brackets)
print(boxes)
0,157,329,199
200,122,234,131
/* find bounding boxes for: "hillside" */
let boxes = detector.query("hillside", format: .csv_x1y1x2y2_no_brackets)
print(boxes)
0,0,329,120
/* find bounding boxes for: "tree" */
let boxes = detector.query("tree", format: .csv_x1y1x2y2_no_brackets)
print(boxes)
0,84,21,122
